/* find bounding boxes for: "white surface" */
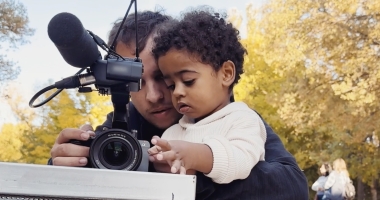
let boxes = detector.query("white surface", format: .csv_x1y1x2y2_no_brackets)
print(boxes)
0,162,196,200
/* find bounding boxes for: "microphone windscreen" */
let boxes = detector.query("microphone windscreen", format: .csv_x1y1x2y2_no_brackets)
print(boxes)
48,12,100,68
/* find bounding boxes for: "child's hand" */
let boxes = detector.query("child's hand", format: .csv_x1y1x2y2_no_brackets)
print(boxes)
147,146,172,173
150,135,196,175
153,162,172,173
147,144,161,156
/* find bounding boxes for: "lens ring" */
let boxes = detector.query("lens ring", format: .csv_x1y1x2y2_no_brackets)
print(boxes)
99,139,134,169
89,129,142,170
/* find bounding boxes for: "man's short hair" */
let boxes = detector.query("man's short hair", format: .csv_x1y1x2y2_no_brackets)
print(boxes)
107,11,171,53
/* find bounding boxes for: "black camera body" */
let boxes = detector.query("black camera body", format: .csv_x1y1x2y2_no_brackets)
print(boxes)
71,127,150,172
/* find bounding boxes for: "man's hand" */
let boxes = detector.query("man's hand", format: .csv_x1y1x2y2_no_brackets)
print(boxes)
147,136,196,175
50,124,95,167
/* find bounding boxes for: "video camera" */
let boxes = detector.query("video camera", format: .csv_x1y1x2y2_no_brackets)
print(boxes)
29,0,149,171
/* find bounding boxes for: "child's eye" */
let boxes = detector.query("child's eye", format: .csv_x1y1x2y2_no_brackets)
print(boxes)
183,79,195,86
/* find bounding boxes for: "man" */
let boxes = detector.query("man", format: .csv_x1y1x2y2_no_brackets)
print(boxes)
49,10,308,199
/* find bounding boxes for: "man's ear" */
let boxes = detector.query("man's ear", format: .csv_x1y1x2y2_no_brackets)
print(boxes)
219,60,235,88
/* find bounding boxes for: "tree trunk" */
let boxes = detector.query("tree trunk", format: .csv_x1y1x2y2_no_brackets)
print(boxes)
370,178,377,200
357,176,365,200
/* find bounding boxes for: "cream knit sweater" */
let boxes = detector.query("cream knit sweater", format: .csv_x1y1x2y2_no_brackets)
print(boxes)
161,102,267,184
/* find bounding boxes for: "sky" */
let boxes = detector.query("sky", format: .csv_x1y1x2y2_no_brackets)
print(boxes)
0,0,265,125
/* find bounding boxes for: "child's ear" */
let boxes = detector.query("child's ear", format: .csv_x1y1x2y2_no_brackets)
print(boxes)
219,60,235,87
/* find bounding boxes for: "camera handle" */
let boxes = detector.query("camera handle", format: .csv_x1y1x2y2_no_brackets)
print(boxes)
109,84,132,134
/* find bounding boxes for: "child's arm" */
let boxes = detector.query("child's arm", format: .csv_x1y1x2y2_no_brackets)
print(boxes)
151,111,266,184
200,111,267,184
149,136,213,175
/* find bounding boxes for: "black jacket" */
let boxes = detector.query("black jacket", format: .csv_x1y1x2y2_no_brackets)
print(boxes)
98,102,309,200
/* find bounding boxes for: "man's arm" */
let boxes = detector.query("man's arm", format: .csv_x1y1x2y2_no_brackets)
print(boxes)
195,119,309,200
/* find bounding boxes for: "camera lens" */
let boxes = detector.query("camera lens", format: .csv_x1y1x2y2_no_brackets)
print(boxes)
102,141,130,167
89,129,142,170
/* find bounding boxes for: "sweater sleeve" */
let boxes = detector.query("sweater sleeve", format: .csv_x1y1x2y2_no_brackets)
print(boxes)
324,171,336,189
311,176,324,191
160,124,183,140
195,117,308,199
203,111,267,184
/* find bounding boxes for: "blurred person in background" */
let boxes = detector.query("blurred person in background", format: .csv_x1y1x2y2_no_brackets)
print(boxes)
312,163,332,200
323,158,351,200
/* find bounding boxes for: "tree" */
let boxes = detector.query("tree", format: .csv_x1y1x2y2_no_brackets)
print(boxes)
85,92,113,128
0,85,39,163
234,0,380,198
0,0,34,83
0,82,115,164
19,89,91,164
0,123,24,162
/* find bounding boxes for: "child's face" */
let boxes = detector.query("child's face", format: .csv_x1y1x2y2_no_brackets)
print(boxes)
158,49,232,121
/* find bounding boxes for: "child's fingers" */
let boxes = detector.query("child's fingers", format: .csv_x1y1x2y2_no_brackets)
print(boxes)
180,166,186,175
151,135,161,140
171,160,182,174
147,145,161,155
151,136,161,145
149,155,156,162
156,151,176,161
171,166,178,174
152,137,171,151
153,162,172,173
149,155,167,164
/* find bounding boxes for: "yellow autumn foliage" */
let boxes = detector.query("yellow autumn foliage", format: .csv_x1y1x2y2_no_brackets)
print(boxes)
231,0,380,188
0,85,113,164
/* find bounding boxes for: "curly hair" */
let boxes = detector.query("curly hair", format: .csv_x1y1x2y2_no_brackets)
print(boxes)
108,10,171,53
152,7,247,88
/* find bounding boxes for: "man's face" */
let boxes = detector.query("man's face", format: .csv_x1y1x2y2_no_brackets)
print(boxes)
115,37,182,129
